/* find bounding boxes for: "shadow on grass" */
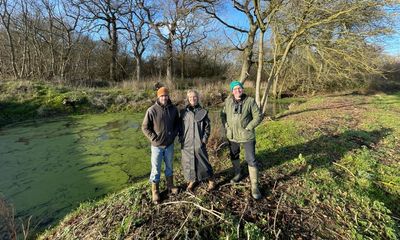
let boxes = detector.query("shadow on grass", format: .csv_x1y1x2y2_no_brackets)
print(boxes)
257,129,390,170
256,127,400,218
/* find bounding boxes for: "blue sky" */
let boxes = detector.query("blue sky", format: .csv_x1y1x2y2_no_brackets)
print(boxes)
216,2,400,57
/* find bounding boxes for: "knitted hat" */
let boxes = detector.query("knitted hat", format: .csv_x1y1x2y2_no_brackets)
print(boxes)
230,81,244,91
157,87,169,97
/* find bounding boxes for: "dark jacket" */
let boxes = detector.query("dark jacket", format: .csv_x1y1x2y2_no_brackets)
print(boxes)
142,99,179,148
221,94,262,143
179,105,213,181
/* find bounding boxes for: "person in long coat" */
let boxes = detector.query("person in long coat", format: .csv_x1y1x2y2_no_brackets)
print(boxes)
179,89,216,192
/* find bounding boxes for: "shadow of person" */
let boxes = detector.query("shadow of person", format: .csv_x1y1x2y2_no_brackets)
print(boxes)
257,128,391,171
255,128,395,210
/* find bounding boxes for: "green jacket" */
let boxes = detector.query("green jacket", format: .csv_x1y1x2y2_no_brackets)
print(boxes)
221,94,262,143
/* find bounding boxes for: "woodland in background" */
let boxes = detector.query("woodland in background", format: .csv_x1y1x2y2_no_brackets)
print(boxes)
1,0,399,109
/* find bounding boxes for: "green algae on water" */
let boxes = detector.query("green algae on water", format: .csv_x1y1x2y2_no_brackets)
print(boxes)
0,112,152,232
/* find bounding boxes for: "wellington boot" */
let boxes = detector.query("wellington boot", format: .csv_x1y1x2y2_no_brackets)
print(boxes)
230,160,242,184
166,176,179,194
248,166,262,200
151,183,160,204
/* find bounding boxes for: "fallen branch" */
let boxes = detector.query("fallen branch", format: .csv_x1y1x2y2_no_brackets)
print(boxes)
333,162,356,178
237,199,249,239
172,209,193,240
273,193,284,239
161,201,229,223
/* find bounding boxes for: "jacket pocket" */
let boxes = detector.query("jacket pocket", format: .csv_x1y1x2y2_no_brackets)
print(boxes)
238,127,252,140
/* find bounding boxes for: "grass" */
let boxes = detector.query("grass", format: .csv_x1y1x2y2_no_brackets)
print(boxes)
31,91,400,239
0,79,300,128
0,80,152,127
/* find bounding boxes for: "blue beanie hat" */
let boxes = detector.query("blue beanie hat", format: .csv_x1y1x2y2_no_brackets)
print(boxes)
229,80,244,91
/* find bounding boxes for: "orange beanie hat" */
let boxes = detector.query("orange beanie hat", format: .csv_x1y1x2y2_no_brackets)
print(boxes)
157,87,169,97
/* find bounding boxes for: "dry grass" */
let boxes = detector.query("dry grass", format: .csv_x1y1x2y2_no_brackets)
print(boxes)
0,197,16,240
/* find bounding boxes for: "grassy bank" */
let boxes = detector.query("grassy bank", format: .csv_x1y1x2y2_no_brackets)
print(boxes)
35,92,400,239
0,80,156,127
0,79,302,128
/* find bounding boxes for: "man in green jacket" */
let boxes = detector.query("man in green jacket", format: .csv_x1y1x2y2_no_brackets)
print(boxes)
221,81,262,199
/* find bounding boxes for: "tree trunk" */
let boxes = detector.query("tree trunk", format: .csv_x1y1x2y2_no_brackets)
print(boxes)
110,18,118,82
255,30,264,107
2,21,19,79
136,57,142,82
166,39,173,86
180,51,184,81
239,24,257,83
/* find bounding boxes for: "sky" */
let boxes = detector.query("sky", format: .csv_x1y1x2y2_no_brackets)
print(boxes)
216,2,400,57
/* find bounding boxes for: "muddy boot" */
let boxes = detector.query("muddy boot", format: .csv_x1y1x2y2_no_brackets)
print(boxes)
230,159,242,184
207,177,216,191
166,176,179,194
151,183,160,204
248,166,262,200
186,181,195,192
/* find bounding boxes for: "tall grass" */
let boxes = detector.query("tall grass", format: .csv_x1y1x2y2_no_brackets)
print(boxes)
0,197,16,240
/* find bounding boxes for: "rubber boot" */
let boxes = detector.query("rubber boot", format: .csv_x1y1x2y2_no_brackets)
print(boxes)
248,166,262,200
151,183,160,204
207,177,216,191
166,176,179,194
230,159,242,183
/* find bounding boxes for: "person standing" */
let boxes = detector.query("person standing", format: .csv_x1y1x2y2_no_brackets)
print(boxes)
221,81,262,199
142,87,179,204
180,90,215,192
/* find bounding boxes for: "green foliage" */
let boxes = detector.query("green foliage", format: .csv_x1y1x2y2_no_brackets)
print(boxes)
243,222,265,240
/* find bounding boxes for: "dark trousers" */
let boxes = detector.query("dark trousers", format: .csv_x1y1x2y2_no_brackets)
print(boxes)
228,140,258,167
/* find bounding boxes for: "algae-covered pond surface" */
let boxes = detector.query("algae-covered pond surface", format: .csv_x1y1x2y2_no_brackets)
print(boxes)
0,113,153,231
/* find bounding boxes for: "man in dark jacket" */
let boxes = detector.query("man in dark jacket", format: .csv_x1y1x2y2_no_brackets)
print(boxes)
221,81,262,199
142,87,179,204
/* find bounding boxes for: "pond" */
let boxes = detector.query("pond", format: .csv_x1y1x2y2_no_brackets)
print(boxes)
0,101,289,235
0,113,152,234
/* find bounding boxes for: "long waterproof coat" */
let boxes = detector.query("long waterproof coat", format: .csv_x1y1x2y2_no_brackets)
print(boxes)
180,105,213,181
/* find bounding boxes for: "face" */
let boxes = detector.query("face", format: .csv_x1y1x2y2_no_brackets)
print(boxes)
232,86,243,100
188,92,198,106
159,95,169,105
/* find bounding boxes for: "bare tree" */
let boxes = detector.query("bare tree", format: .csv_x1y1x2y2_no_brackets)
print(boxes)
78,0,130,82
121,0,150,82
175,11,209,80
0,0,19,78
139,0,200,86
200,0,259,83
56,0,84,80
256,0,396,115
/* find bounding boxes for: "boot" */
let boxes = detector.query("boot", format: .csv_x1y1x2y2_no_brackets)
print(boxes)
166,176,179,194
248,166,262,200
207,177,216,191
186,181,195,192
151,183,160,204
230,159,242,183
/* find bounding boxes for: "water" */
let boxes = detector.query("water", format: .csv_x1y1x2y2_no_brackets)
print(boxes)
0,113,151,233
